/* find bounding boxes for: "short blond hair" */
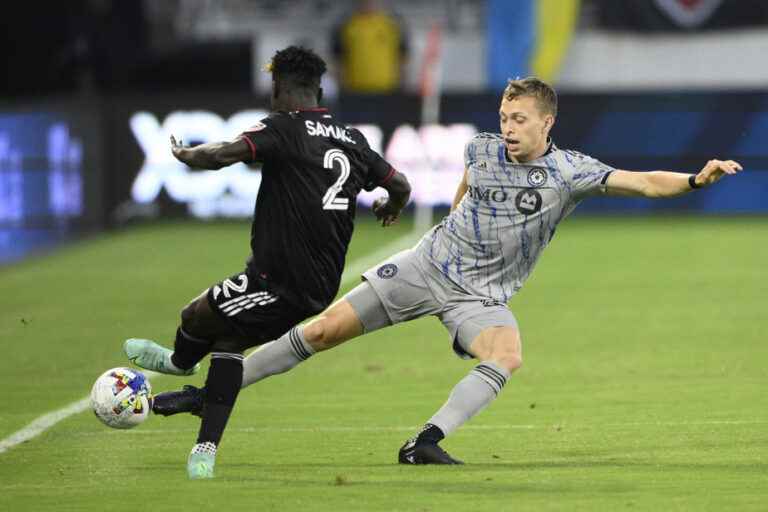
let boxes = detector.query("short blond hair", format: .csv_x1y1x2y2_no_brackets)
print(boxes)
503,77,557,117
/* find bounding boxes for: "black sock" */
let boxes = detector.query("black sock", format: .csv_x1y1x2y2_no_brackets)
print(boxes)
171,328,212,370
196,353,244,446
416,423,445,444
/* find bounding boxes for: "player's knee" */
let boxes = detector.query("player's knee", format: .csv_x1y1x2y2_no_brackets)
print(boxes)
180,302,197,329
303,316,340,352
492,341,522,372
180,297,212,338
498,352,522,372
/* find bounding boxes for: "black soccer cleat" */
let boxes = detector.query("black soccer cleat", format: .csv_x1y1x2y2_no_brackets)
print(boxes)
152,385,205,417
398,438,465,465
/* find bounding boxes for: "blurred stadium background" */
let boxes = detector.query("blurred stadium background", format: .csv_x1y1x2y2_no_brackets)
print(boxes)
2,0,767,262
1,1,766,510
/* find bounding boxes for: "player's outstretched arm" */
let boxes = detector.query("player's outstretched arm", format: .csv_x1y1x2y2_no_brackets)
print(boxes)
170,135,252,170
605,159,743,198
372,170,411,226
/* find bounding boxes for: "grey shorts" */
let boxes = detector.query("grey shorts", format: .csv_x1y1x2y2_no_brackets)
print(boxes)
344,249,518,359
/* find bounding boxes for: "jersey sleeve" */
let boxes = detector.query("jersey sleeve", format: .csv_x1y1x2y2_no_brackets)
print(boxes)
238,116,283,163
351,129,395,191
566,151,615,197
463,139,476,168
463,133,499,168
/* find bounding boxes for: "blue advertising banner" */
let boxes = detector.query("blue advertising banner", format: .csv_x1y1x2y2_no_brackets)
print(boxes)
0,105,103,264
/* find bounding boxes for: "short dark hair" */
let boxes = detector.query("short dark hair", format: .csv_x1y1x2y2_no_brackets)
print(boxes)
269,46,327,92
503,77,557,117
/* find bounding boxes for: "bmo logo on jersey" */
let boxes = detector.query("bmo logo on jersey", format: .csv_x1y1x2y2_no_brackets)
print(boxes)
515,189,543,215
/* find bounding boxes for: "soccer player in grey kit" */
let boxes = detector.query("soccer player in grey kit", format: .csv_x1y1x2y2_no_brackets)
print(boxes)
155,77,743,464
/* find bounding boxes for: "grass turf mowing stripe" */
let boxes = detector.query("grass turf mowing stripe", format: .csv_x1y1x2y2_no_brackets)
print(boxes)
0,231,418,456
59,419,768,437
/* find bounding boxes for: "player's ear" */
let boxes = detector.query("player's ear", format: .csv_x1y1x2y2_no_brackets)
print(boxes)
542,115,554,134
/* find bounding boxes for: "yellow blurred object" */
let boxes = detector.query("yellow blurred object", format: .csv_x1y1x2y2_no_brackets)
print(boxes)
531,0,580,82
337,12,405,93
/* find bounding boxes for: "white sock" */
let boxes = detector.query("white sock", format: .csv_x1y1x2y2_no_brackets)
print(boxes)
428,361,510,436
241,326,315,388
191,441,217,456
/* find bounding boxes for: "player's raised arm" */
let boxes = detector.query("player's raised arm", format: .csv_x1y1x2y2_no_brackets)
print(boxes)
372,169,411,227
451,168,469,211
605,159,743,198
170,135,252,170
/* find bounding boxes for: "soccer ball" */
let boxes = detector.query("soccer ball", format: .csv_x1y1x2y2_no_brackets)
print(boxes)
90,367,153,429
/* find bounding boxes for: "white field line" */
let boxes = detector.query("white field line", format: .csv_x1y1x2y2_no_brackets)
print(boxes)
0,369,158,455
0,397,91,453
0,232,419,456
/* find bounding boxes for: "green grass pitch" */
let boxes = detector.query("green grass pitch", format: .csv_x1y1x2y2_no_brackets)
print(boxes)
1,215,766,511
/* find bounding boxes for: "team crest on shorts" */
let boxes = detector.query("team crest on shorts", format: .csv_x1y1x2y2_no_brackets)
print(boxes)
527,168,548,187
377,263,398,279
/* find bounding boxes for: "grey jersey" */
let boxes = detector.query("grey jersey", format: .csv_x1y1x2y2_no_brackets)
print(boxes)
415,133,615,302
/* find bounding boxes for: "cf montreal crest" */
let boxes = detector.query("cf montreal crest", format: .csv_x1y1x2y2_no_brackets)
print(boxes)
527,168,548,187
515,189,543,215
377,263,398,279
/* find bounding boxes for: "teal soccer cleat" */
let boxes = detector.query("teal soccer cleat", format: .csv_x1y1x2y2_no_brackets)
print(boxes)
188,451,215,479
124,338,200,376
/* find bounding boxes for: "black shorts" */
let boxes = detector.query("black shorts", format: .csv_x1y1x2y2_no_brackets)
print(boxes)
206,270,308,348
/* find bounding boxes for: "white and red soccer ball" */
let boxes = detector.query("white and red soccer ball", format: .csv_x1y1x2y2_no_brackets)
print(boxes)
90,367,153,429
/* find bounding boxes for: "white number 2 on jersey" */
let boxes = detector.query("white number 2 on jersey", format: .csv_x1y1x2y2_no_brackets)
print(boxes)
322,148,350,211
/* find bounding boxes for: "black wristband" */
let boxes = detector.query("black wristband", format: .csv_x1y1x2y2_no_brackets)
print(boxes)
688,174,702,189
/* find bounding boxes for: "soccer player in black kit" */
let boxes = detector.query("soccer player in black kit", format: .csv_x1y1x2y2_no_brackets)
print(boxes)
124,46,411,479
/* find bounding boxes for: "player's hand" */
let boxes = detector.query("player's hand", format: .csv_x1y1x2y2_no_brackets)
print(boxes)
170,135,188,162
372,197,400,227
694,159,743,187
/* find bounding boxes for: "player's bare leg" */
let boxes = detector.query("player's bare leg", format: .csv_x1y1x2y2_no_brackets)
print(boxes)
152,296,365,417
148,294,220,416
186,333,251,479
123,290,225,376
126,291,245,479
399,326,522,465
237,298,364,385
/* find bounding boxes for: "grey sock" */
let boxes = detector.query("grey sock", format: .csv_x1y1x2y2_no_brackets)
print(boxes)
241,326,315,388
427,361,511,437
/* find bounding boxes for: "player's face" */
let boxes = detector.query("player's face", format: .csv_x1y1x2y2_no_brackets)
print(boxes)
499,96,553,163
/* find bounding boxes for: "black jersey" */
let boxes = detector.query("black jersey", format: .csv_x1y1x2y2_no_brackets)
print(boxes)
239,108,394,314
